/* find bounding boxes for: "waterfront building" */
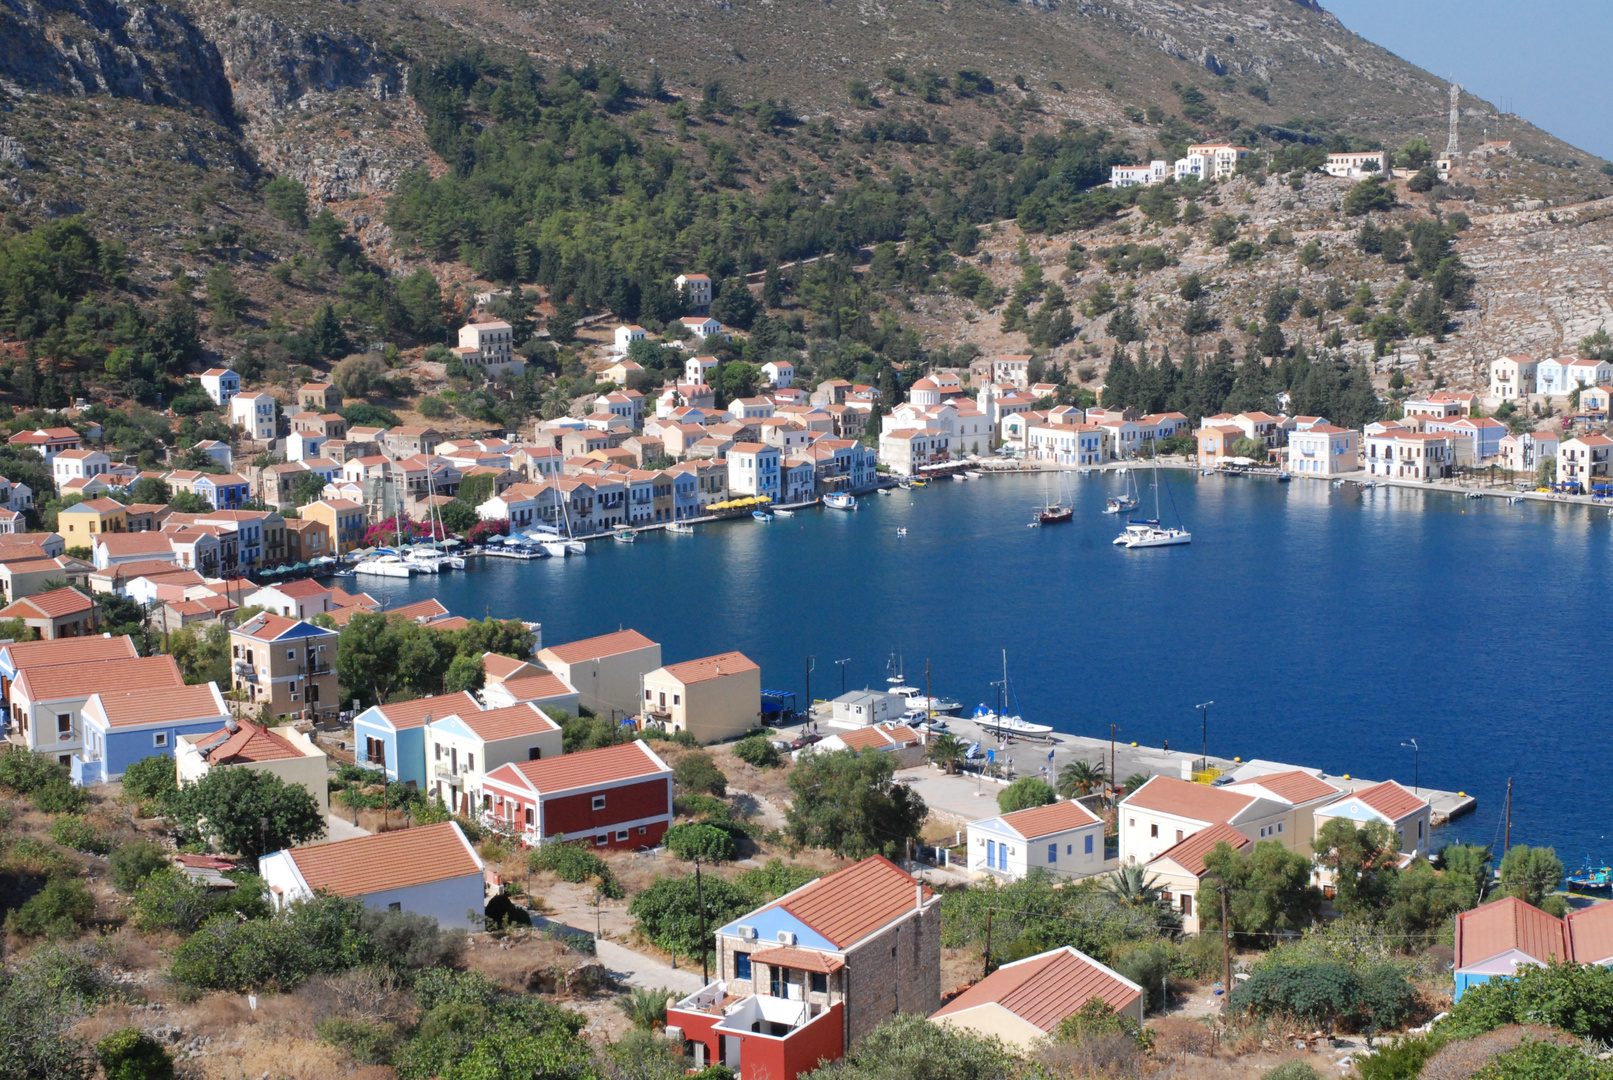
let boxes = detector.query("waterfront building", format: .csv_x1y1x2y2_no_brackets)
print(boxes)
1117,776,1294,867
1424,416,1507,462
1498,430,1558,475
1223,770,1343,847
827,688,907,728
1489,355,1538,402
1365,431,1455,481
967,800,1107,883
932,946,1143,1049
1313,780,1431,857
1285,424,1359,476
1195,422,1245,466
878,428,950,476
808,724,924,766
1557,434,1613,491
1027,424,1106,466
726,443,781,501
536,629,661,720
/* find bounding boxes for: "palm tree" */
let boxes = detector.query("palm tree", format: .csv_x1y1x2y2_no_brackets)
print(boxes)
926,735,967,775
1057,758,1106,798
1105,865,1168,908
1122,773,1152,796
616,986,674,1030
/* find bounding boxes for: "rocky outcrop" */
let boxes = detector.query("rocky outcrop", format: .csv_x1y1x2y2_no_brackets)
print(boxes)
0,0,232,120
195,8,402,113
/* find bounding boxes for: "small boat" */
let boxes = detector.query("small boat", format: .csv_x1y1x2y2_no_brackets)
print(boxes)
824,493,857,510
668,522,695,535
752,510,773,521
1113,446,1190,548
965,470,982,480
1332,480,1344,489
1038,503,1073,525
353,554,415,577
775,507,796,517
1465,491,1484,499
951,474,966,483
1568,861,1613,890
1277,472,1292,483
896,527,907,538
878,487,893,496
613,527,636,543
972,708,1055,737
909,479,928,488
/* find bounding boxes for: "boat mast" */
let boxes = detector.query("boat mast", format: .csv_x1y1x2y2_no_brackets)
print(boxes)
1503,777,1512,854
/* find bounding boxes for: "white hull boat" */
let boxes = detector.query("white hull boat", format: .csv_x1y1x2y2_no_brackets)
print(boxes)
541,541,569,557
566,540,586,555
354,555,415,577
824,493,857,510
668,522,695,535
1114,523,1192,548
971,708,1054,737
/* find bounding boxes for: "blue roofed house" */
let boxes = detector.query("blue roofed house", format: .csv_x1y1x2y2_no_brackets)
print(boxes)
75,683,231,785
352,691,481,788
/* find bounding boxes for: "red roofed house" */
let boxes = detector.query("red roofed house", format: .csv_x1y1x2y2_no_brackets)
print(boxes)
966,799,1109,883
1313,779,1432,858
244,579,336,621
812,723,926,767
641,651,761,743
177,718,330,814
1118,775,1297,867
75,682,231,785
0,586,100,639
1451,895,1613,1001
931,946,1144,1049
668,856,940,1079
228,613,340,722
1142,822,1252,933
480,740,673,849
425,703,563,815
1223,769,1344,847
8,426,82,463
11,652,183,767
535,629,661,719
261,820,486,930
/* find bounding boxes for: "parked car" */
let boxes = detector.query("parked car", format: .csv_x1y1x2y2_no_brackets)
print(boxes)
789,733,823,751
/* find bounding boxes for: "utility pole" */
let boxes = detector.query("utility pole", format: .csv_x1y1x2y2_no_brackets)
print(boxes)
804,655,814,722
1503,777,1513,855
1400,739,1420,794
1196,701,1214,771
835,658,851,696
694,858,709,983
1109,724,1120,807
983,907,994,978
1220,880,1232,998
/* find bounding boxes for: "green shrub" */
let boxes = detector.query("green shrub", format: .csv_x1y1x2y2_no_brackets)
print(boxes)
1261,1064,1323,1080
674,793,729,818
664,822,735,863
121,755,178,805
109,840,170,893
131,869,221,934
527,842,624,899
629,874,755,959
1355,1033,1447,1080
0,747,89,813
673,751,728,797
168,894,369,992
1471,1038,1613,1080
7,877,96,939
1445,961,1613,1042
360,906,464,971
316,1017,397,1065
735,859,820,900
996,777,1055,813
1230,961,1416,1034
50,815,110,855
484,893,533,930
97,1026,175,1080
1,835,73,877
1054,998,1148,1048
732,735,782,769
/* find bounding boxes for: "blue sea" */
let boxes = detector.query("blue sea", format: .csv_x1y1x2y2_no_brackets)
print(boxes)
361,471,1612,862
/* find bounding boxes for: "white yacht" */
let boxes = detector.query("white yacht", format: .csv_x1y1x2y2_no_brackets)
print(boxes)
970,705,1054,737
353,554,415,577
1113,454,1191,549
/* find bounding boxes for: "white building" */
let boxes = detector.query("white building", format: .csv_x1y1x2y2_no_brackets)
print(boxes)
613,324,647,353
198,368,240,406
1117,775,1293,868
260,820,486,931
287,430,327,463
1364,431,1456,480
679,316,724,340
968,800,1107,882
425,703,563,817
231,392,278,442
761,360,795,388
1489,355,1537,402
726,442,781,500
1535,356,1572,399
674,273,713,311
1558,434,1613,491
1323,152,1386,178
1285,424,1359,476
1027,424,1106,466
878,427,950,476
1174,143,1250,181
1110,161,1170,188
684,355,720,385
52,448,112,486
457,320,525,378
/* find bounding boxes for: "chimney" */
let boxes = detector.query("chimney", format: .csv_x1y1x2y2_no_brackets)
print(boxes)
915,882,923,910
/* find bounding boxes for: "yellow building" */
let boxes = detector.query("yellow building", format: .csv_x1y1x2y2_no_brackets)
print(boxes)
229,613,340,721
641,651,760,743
303,498,366,554
58,497,127,541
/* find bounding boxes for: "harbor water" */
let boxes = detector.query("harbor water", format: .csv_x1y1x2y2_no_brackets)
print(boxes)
359,470,1612,860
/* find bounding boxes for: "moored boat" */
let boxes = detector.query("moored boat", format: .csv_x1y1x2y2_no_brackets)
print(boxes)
824,492,857,510
613,527,636,543
752,509,773,521
668,522,695,535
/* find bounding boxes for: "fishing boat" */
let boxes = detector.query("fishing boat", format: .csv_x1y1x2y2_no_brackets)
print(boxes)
668,522,695,535
1277,472,1292,483
1114,454,1191,548
752,509,773,521
878,487,893,496
824,492,857,510
971,651,1053,736
909,479,928,488
965,470,982,480
1103,469,1141,514
613,527,636,543
1568,860,1613,890
951,473,966,482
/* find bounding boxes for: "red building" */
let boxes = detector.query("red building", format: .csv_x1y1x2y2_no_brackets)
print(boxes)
480,740,673,848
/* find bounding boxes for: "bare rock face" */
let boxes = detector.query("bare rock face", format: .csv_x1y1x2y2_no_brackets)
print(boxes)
199,9,402,114
0,0,232,120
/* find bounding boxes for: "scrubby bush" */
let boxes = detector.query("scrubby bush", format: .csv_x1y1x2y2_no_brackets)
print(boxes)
0,944,110,1079
629,875,755,959
109,840,170,893
528,842,624,899
1261,1063,1323,1080
132,869,221,934
1355,1032,1447,1080
168,895,372,992
97,1027,175,1080
316,1017,397,1066
1445,961,1613,1042
1471,1038,1613,1080
7,877,96,939
673,751,728,797
664,822,735,863
996,777,1055,813
1230,961,1417,1034
0,747,86,812
121,755,178,806
732,734,781,769
50,815,110,855
735,859,820,899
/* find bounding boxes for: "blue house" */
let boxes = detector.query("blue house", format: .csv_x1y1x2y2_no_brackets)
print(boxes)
74,682,231,785
1451,895,1613,1001
194,473,251,511
352,690,481,788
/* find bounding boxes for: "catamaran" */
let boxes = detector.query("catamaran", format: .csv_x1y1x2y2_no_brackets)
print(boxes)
1114,458,1191,548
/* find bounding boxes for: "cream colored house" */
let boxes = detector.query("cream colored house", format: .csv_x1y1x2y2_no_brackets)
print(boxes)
1489,355,1537,402
930,946,1143,1050
1117,775,1292,867
640,651,760,743
176,719,329,815
424,703,562,816
1499,430,1559,475
1221,770,1342,848
535,629,661,720
1143,822,1251,933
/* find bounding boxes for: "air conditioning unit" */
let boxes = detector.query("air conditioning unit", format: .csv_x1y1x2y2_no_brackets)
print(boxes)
776,930,797,946
736,925,758,941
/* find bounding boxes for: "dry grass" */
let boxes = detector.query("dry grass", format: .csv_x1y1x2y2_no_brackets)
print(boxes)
197,1032,352,1080
1152,1016,1217,1060
460,934,575,995
1420,1024,1577,1080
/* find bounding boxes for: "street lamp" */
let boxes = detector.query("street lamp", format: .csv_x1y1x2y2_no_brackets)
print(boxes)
1109,724,1121,806
834,658,851,696
1400,738,1420,794
1195,701,1214,769
805,655,815,723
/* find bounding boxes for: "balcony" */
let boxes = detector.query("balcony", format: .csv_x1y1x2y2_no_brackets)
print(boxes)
233,662,259,682
433,763,459,779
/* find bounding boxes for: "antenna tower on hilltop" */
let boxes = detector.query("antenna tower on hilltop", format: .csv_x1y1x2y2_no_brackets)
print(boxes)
1447,80,1461,155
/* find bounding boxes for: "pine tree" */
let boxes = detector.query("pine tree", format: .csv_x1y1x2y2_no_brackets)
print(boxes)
308,303,349,361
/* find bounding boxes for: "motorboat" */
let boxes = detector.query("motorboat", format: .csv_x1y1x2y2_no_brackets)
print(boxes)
1277,472,1292,483
896,527,907,538
878,487,893,496
668,522,696,535
965,470,983,480
614,527,636,543
752,510,773,521
824,492,857,510
353,554,415,577
909,479,928,488
776,507,796,517
971,705,1054,737
951,473,966,482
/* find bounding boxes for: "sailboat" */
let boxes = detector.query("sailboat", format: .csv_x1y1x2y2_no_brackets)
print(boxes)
1036,474,1073,525
1103,469,1140,514
971,651,1053,736
1114,457,1191,548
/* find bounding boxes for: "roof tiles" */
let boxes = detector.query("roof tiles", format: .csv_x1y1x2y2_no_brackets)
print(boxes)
932,947,1142,1032
286,821,481,896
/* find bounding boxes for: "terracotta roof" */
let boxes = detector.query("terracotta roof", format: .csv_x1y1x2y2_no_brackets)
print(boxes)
373,691,481,732
1121,776,1258,824
92,683,224,728
95,533,175,556
498,672,575,703
1147,822,1251,877
1225,770,1340,805
659,651,758,685
1567,902,1613,964
388,599,451,623
197,720,307,763
764,856,932,950
483,652,540,682
233,613,315,641
17,654,183,703
835,727,903,752
449,703,559,743
268,579,331,599
995,800,1103,840
1347,780,1427,822
0,586,97,620
286,821,481,896
1456,896,1569,970
2,635,138,670
492,740,670,795
932,947,1142,1032
749,946,844,974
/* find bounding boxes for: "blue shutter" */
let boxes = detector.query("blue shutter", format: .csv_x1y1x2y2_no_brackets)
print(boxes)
986,839,996,868
1048,843,1057,864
